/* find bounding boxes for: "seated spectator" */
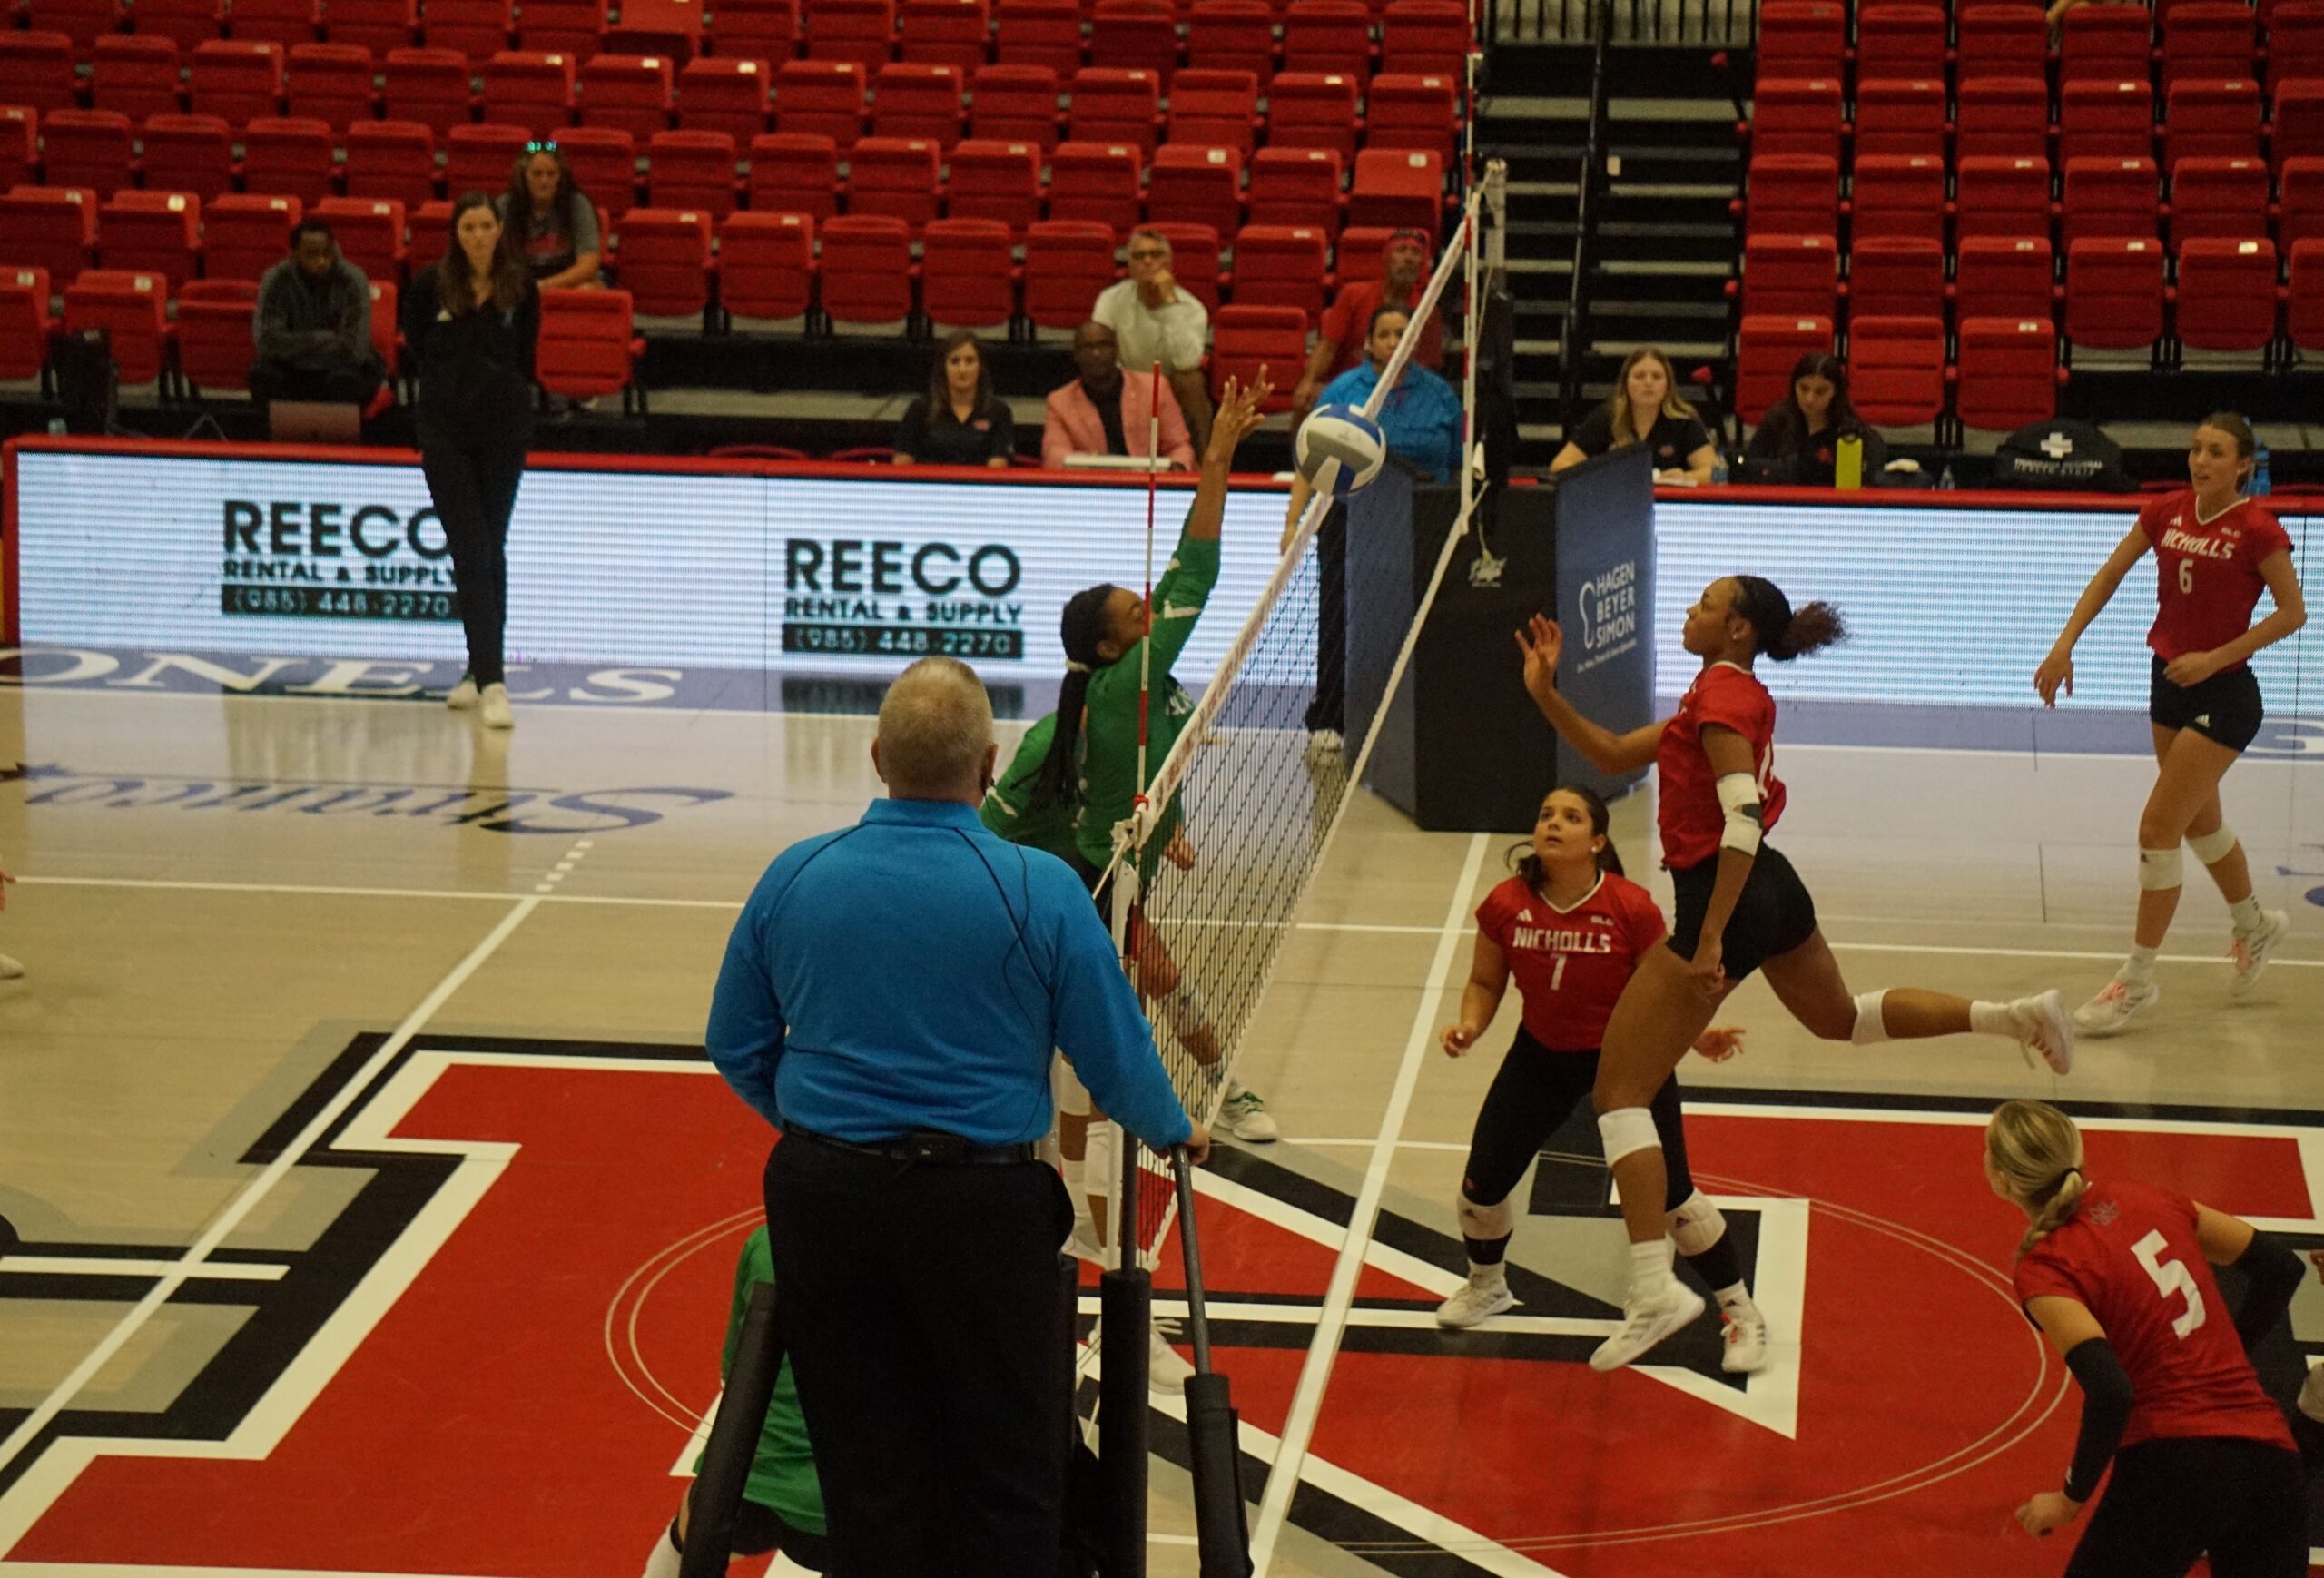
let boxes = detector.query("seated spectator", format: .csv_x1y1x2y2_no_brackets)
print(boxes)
1291,230,1443,420
895,331,1015,467
1092,227,1214,448
249,219,385,407
1549,346,1717,483
1042,320,1196,470
1743,352,1889,487
495,142,603,291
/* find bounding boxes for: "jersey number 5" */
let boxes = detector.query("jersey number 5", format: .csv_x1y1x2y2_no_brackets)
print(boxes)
2178,557,2195,597
2132,1229,2208,1338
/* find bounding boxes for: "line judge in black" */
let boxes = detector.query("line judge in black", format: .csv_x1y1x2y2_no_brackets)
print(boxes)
706,656,1209,1578
400,192,540,732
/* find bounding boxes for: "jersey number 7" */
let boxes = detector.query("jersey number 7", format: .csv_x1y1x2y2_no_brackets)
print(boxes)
2133,1229,2208,1338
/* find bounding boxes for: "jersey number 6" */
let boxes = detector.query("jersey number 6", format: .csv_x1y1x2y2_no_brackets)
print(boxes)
2132,1229,2208,1338
2178,558,2195,597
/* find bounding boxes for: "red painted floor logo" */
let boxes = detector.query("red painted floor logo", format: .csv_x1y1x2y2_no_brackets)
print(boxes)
2,1040,2320,1577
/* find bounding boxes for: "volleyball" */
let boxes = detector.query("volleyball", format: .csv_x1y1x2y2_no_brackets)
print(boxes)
1294,405,1387,496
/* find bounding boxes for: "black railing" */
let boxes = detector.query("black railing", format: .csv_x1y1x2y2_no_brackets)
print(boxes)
1555,0,1614,423
1485,0,1757,47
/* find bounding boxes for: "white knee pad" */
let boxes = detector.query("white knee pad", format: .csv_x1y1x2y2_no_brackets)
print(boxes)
2187,824,2238,865
1052,1055,1091,1119
1850,990,1890,1046
1457,1192,1515,1242
1597,1106,1663,1167
1665,1189,1728,1257
2139,845,2185,891
1080,1121,1113,1200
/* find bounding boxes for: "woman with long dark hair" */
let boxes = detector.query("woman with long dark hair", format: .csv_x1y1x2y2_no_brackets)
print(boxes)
1743,352,1888,487
2036,412,2306,1036
496,141,602,291
1435,784,1766,1372
1518,576,2073,1369
401,192,540,730
894,330,1015,467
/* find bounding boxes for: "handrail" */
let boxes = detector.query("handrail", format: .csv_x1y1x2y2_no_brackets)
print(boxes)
1487,0,1756,46
1556,0,1614,425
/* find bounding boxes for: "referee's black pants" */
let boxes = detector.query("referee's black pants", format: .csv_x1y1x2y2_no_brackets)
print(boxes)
763,1136,1077,1578
1305,500,1346,735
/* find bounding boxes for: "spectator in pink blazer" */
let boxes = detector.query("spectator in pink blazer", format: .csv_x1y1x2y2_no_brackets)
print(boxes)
1041,321,1198,470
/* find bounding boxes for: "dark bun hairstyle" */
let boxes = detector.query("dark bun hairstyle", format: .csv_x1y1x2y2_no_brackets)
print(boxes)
1731,574,1846,662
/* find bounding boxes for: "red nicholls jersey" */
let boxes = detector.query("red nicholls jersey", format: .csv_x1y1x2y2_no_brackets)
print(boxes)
2014,1179,2293,1452
1658,662,1787,872
2138,490,2294,668
1476,872,1668,1051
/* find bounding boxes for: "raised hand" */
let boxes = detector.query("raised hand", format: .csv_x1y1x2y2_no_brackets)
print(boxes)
1206,369,1273,464
1514,613,1565,698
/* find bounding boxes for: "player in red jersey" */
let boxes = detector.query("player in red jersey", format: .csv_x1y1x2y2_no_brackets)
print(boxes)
2036,413,2308,1036
1436,784,1768,1373
1518,576,2076,1370
1987,1099,2307,1575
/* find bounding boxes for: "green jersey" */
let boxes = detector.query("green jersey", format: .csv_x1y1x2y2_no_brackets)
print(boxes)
979,714,1080,862
693,1228,825,1534
1072,528,1221,870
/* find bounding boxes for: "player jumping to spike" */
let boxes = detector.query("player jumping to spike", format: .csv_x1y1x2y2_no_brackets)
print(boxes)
1519,577,2075,1371
1437,784,1768,1374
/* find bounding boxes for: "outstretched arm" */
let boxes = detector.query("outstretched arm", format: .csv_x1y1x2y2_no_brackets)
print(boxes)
1182,370,1272,543
1515,614,1668,773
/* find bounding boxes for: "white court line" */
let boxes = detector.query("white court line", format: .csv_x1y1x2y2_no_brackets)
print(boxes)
1247,830,1489,1578
0,1258,286,1282
0,896,541,1484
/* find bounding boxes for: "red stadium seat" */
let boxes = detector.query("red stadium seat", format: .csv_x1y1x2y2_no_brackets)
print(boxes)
803,0,896,70
137,0,227,54
2060,4,2152,84
2283,157,2324,250
610,204,712,314
0,33,78,115
203,191,303,279
1365,72,1458,163
845,134,941,225
2063,155,2159,245
2289,237,2324,350
408,196,456,266
2162,2,2254,90
233,0,323,48
992,0,1081,74
1738,152,1838,240
0,265,57,382
445,121,530,193
1854,3,1945,81
1736,232,1837,321
818,211,913,325
1954,315,2057,431
717,208,815,321
285,42,378,125
606,0,702,58
0,187,97,284
1954,234,2055,321
746,130,840,217
1165,67,1257,159
483,49,578,135
1146,142,1241,237
64,269,172,386
646,128,738,214
2063,235,2164,350
1955,4,2046,84
40,110,137,198
678,55,774,139
2169,156,2270,245
1186,0,1275,81
324,0,419,55
30,0,122,58
518,0,609,61
1745,77,1843,163
1021,217,1116,330
0,110,30,192
966,63,1059,146
1379,0,1465,76
1846,313,1945,426
1246,144,1342,232
920,214,1014,327
1846,235,1942,321
1068,67,1160,152
1265,71,1361,162
1955,76,2049,163
1208,302,1305,408
1231,223,1328,317
1281,1,1372,80
1848,154,1945,244
871,61,964,143
139,113,238,201
2277,81,2324,177
189,41,286,123
385,47,478,133
2176,236,2279,350
2164,78,2263,168
176,277,260,393
897,0,990,70
944,136,1041,231
99,189,202,286
773,58,866,143
312,194,408,278
558,123,639,213
424,0,515,59
90,36,184,122
578,53,675,136
1734,312,1829,422
1046,139,1142,232
1954,155,2053,242
1148,219,1218,310
241,116,339,205
2059,78,2154,165
1752,0,1844,80
1347,145,1439,231
1088,0,1178,79
1851,77,1945,162
537,283,640,399
2268,6,2324,94
345,121,439,207
705,0,798,64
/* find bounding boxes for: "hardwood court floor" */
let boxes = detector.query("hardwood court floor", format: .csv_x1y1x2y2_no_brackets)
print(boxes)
3,683,2322,1578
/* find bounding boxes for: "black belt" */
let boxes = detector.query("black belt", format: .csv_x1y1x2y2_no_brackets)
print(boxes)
784,1123,1040,1166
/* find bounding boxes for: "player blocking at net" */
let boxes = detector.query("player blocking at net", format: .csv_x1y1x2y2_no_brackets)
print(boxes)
1518,577,2077,1371
1437,784,1768,1374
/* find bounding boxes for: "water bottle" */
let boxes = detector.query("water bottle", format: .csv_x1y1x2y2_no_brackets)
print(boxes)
2252,442,2271,497
1938,462,1956,491
1835,433,1864,490
1710,452,1729,487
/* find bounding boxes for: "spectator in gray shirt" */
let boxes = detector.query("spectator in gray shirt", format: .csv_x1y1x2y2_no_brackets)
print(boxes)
250,220,385,407
1092,227,1214,448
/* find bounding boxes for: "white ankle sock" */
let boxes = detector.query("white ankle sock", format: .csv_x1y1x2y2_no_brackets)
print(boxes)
1715,1281,1755,1316
1968,1000,2014,1038
1468,1259,1508,1289
1628,1237,1673,1297
2123,945,2160,984
2230,896,2264,932
642,1520,682,1578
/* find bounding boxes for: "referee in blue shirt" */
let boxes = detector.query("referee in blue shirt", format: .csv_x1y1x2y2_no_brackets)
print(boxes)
707,655,1207,1578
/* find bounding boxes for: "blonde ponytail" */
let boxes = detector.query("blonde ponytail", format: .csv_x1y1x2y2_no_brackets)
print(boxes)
1986,1100,2089,1257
